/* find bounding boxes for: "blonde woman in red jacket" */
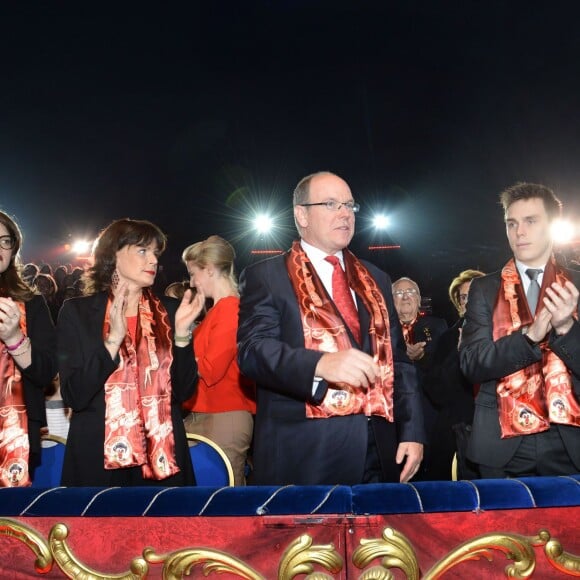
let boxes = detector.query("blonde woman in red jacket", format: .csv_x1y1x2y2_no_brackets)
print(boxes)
182,236,256,485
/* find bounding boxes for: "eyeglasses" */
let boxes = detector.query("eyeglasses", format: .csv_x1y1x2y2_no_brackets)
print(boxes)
393,288,418,298
0,236,15,250
298,200,360,213
458,293,469,303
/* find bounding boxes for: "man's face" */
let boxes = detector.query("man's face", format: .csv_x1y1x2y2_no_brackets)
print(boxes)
294,174,355,254
505,198,553,267
392,281,420,322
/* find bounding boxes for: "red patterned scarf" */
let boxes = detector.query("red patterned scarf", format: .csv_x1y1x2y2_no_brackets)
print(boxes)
493,258,580,437
0,302,31,487
400,317,417,344
103,289,180,479
286,242,395,420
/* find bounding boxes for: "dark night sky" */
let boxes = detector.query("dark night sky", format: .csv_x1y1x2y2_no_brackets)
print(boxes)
2,2,580,320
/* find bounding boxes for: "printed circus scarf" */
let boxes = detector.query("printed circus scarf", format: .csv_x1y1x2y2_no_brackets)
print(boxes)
286,242,395,420
493,258,580,437
103,289,179,479
0,302,30,487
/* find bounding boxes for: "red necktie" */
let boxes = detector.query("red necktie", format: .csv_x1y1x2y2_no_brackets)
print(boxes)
325,255,361,343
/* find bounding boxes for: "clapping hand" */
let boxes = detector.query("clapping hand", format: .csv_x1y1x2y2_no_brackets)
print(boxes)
175,288,205,337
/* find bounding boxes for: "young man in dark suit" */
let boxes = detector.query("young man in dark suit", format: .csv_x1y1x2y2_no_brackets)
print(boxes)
237,171,425,485
460,182,580,478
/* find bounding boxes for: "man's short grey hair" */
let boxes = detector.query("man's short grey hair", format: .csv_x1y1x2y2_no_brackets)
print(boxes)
392,277,421,298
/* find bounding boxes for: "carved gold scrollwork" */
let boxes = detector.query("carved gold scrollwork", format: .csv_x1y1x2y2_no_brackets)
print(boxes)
0,517,53,574
142,546,262,579
49,523,149,579
532,529,580,576
3,518,580,579
277,534,343,579
352,527,420,580
422,532,536,579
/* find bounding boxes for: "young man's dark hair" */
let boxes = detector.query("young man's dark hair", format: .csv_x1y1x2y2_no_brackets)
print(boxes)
499,182,562,221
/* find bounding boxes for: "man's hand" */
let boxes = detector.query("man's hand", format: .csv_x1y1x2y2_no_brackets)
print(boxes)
315,349,379,389
544,280,579,336
526,305,552,343
396,441,424,482
406,341,426,361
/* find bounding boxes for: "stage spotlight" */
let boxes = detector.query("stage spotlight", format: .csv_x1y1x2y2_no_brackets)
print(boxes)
71,239,92,255
372,214,390,230
253,213,274,235
551,219,575,245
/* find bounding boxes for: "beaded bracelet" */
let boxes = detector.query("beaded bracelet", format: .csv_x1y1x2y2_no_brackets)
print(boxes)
5,335,27,352
174,334,192,343
6,336,31,356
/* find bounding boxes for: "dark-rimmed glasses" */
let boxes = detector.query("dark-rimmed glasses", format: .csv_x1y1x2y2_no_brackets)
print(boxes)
298,200,360,213
0,236,15,250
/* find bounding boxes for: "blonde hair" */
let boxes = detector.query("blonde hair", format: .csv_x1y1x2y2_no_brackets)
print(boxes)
448,269,485,316
182,235,238,292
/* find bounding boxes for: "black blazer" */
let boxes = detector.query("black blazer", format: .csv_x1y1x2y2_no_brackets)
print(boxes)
460,267,580,469
237,252,424,485
20,295,57,464
408,315,448,375
426,319,475,426
58,292,197,486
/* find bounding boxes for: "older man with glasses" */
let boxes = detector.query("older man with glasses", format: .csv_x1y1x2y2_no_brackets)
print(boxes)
392,277,448,480
237,171,425,486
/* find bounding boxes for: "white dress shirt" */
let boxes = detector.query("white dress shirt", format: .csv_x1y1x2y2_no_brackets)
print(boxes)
515,259,546,295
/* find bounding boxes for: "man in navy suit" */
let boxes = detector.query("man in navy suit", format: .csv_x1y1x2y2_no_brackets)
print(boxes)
237,171,425,485
460,183,580,478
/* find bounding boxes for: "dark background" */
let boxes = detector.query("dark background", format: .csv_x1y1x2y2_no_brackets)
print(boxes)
2,2,580,322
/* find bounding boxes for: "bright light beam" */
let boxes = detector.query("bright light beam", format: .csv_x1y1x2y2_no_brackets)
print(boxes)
253,214,274,235
71,239,92,255
551,219,575,245
372,214,390,230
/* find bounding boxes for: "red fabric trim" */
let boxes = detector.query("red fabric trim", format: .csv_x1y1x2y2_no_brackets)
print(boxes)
0,302,30,487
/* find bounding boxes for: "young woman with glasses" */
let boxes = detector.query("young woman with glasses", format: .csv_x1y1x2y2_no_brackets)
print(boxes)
0,211,57,487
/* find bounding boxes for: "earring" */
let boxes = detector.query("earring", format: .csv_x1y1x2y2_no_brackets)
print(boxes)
111,270,120,290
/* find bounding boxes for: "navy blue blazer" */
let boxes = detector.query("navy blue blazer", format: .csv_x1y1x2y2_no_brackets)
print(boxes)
237,251,424,485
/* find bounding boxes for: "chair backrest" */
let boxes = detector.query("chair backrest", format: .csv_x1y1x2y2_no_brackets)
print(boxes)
186,433,234,487
32,434,66,488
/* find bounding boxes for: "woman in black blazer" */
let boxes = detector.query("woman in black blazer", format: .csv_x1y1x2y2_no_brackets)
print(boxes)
58,218,204,486
0,210,56,487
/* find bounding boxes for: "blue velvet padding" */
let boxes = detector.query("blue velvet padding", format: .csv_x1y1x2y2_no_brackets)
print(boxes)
516,476,580,508
1,476,578,517
466,479,537,510
145,486,353,516
351,483,424,514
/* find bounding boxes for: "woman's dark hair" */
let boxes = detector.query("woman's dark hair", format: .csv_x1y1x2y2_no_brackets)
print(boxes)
83,218,167,295
0,210,35,301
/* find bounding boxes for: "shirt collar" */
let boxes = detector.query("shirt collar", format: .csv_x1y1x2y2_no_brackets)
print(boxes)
515,258,547,279
300,239,344,266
